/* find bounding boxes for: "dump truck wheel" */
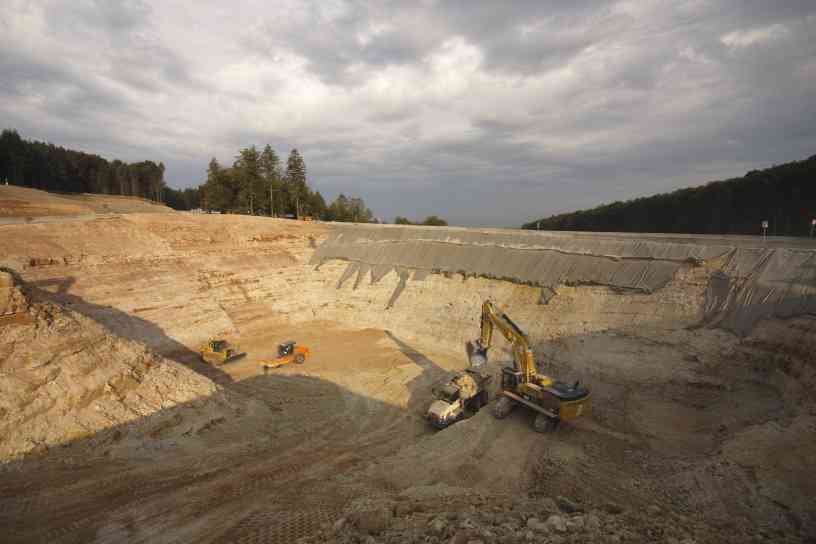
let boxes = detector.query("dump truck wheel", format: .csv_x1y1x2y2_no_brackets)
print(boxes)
295,353,306,364
493,395,514,419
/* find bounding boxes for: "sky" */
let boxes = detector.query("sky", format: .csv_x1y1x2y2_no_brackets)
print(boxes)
2,1,815,226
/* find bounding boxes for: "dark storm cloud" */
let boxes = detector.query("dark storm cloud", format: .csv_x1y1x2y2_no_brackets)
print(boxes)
2,0,815,226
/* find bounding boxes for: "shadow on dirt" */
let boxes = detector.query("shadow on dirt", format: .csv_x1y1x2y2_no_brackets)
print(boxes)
25,276,234,385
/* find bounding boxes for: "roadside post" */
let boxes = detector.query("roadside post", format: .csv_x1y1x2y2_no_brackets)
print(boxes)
811,218,815,238
762,220,769,240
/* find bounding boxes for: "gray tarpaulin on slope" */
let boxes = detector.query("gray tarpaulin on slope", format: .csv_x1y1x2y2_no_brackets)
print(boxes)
313,225,816,335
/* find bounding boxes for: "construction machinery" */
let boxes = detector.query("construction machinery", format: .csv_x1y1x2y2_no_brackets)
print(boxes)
470,300,590,432
261,341,311,369
199,338,244,366
426,368,492,429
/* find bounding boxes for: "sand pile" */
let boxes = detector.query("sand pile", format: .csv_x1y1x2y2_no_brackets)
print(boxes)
0,270,232,462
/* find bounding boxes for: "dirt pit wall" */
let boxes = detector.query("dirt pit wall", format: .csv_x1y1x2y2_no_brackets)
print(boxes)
1,214,815,541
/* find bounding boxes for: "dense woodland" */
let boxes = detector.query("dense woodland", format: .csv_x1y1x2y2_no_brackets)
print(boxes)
0,129,376,222
523,155,816,236
0,129,180,204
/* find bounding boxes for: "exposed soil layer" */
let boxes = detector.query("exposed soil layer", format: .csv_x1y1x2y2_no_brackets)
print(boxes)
0,185,172,219
1,204,814,543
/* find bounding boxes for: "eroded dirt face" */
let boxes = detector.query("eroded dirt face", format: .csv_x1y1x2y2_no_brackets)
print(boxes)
1,211,814,543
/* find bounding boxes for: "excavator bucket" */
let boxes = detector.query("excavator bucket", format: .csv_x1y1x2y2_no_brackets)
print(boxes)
466,340,488,367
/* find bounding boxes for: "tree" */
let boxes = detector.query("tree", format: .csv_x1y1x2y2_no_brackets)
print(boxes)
234,146,264,214
286,149,307,217
202,158,232,211
260,145,281,216
394,216,413,225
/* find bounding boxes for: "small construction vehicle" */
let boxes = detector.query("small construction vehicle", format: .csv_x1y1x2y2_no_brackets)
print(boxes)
470,300,590,432
260,341,311,369
426,368,492,429
200,338,244,366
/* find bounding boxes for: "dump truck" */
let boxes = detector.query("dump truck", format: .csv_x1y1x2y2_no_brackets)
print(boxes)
426,368,492,429
470,300,590,432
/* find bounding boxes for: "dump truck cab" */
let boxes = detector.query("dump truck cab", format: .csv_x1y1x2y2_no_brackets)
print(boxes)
426,369,491,429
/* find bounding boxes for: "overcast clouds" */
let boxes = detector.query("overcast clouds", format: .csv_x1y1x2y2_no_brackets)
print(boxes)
2,1,815,225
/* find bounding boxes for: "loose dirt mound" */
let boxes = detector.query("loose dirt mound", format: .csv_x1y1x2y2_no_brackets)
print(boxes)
0,270,233,462
0,185,172,218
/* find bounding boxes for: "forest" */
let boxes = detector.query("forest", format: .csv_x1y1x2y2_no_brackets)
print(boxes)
523,154,816,236
0,129,374,222
0,129,182,204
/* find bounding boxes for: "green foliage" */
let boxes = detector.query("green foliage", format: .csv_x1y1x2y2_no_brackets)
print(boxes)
394,215,448,226
260,145,282,216
522,155,816,236
326,193,374,222
234,146,265,214
0,128,167,202
421,215,448,226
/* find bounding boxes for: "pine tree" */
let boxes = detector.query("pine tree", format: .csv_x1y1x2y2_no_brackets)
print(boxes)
286,149,307,217
234,147,264,214
260,145,281,216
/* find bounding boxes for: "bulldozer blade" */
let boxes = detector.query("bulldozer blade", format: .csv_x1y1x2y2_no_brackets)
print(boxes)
224,352,247,363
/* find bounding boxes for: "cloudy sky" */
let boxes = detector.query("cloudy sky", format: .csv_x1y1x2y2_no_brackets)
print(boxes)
2,1,815,225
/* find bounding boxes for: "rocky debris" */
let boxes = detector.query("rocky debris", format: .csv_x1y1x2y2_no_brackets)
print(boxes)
556,496,580,514
298,492,754,544
345,498,395,535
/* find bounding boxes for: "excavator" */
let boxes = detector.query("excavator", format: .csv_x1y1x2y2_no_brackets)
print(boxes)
469,300,590,432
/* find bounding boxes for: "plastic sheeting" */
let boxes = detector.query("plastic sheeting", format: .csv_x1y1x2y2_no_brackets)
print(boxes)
314,225,816,335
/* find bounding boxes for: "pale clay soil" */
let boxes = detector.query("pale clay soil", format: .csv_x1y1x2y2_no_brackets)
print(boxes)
0,193,814,543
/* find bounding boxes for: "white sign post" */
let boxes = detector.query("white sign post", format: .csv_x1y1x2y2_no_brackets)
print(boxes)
811,218,815,238
761,220,769,240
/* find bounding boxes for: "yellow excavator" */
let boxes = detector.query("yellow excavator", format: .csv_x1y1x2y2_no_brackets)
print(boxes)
469,300,590,432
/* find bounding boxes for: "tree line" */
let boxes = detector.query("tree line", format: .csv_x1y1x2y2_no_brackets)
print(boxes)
0,128,453,226
201,145,373,222
394,215,448,226
0,129,170,202
523,154,816,236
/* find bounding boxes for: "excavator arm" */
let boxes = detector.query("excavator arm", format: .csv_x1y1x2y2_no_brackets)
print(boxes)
470,300,539,383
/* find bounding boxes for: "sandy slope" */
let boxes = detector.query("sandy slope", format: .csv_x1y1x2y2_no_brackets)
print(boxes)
0,185,172,217
0,213,814,543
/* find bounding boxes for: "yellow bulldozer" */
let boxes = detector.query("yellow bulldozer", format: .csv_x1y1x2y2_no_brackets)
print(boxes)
199,338,244,366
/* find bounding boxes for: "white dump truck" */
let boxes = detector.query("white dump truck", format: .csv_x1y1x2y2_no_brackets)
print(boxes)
426,368,492,429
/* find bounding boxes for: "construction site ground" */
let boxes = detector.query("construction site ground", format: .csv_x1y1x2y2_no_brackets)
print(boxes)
1,190,814,544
